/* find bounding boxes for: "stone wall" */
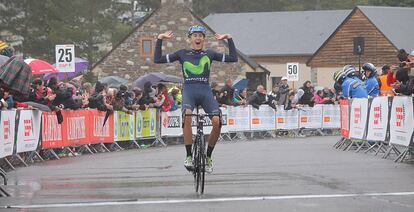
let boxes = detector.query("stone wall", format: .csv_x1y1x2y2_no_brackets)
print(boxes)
92,2,252,85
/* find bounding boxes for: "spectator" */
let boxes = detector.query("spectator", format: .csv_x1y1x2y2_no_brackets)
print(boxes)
233,88,248,106
393,67,413,95
284,91,297,110
47,77,81,110
323,87,336,104
0,88,13,109
313,90,330,104
140,81,155,106
88,81,112,111
131,87,146,110
168,85,182,105
154,83,172,112
119,84,133,108
29,78,56,108
169,88,180,111
298,81,314,106
249,85,274,109
277,77,290,106
219,79,235,106
211,81,221,101
267,85,279,107
379,65,394,96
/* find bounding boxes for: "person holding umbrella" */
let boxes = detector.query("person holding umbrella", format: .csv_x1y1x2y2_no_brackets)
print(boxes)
154,26,238,173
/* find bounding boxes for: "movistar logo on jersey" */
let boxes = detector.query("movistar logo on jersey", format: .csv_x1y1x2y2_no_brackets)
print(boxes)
183,56,211,78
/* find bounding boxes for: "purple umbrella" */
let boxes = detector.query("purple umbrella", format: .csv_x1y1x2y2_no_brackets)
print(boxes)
133,72,183,89
43,57,89,81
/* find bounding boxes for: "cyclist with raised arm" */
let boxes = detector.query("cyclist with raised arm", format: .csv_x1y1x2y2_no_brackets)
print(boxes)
154,25,238,173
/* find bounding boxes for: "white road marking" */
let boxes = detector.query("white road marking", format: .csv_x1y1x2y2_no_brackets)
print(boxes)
5,191,414,209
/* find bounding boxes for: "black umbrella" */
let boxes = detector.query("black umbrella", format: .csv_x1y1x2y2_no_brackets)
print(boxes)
133,72,182,89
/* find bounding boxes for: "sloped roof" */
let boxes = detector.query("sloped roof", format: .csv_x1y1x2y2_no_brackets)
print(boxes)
358,6,414,51
204,10,350,56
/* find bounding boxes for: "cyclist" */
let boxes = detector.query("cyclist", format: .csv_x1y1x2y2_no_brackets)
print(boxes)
154,25,238,173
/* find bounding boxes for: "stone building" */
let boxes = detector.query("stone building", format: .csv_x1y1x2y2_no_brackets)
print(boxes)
91,0,266,87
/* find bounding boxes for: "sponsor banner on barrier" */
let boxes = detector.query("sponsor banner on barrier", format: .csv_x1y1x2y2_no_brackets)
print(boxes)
0,110,16,158
61,110,89,146
191,108,213,135
16,110,42,153
276,106,299,130
299,105,323,129
340,99,350,138
349,98,369,139
250,105,276,131
114,111,135,141
322,105,341,129
220,107,229,134
227,106,250,132
189,107,227,135
136,109,157,138
161,109,182,137
41,112,63,149
366,97,391,142
389,96,414,147
89,110,114,144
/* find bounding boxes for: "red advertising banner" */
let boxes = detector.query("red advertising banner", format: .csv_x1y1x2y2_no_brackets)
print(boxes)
340,99,350,138
88,110,114,144
41,112,64,149
61,110,89,146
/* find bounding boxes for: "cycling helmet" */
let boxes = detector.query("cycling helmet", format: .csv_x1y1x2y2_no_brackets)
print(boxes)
187,25,206,38
343,65,356,77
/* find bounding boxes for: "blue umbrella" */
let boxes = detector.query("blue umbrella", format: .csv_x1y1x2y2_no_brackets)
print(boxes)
233,79,248,91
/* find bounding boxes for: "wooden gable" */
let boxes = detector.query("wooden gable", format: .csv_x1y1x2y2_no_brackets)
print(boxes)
307,8,398,68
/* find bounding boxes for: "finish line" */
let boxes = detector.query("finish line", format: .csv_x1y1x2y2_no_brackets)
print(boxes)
5,191,414,209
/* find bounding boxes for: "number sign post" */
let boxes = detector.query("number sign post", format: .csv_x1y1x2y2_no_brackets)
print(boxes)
286,63,299,82
55,44,75,73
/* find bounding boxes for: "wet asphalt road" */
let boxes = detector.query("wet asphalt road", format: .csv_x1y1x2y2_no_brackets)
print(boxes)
1,136,414,211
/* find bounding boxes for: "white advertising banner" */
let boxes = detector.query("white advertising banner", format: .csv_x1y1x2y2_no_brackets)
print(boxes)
366,97,390,141
389,96,414,147
349,98,369,139
321,105,341,129
16,110,42,153
0,110,16,158
299,105,323,129
227,106,250,132
191,108,213,135
220,107,229,134
250,105,276,131
161,110,182,137
276,106,299,130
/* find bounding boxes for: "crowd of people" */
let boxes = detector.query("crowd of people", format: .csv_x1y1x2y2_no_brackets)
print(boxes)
1,40,413,116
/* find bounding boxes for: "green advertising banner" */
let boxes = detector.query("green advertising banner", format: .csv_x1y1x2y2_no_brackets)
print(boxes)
136,108,157,138
114,111,135,141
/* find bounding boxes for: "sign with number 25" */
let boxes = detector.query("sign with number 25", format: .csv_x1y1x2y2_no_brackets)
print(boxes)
55,44,75,73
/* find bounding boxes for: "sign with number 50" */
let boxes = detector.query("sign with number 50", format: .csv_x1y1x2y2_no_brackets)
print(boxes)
286,63,299,82
55,44,75,73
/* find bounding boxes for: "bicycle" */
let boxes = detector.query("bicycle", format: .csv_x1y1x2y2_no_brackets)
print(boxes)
185,109,219,194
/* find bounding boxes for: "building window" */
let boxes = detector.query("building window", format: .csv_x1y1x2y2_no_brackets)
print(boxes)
141,38,153,57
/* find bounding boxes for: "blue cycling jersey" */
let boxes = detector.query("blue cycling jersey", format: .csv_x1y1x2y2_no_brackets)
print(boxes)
154,38,238,84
